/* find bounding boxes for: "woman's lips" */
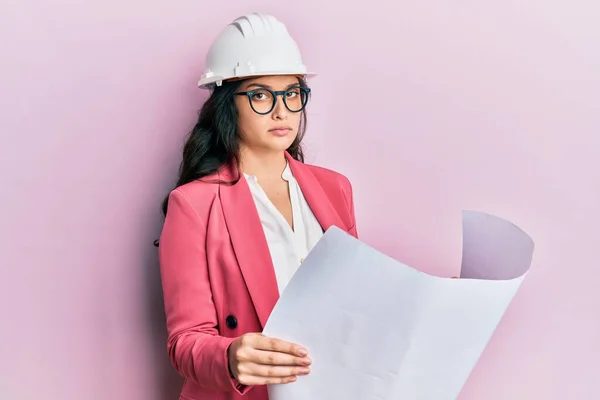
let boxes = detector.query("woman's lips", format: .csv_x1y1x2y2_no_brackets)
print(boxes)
269,128,292,136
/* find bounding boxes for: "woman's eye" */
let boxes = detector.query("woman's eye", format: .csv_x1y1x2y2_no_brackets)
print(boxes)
251,90,271,101
286,90,300,98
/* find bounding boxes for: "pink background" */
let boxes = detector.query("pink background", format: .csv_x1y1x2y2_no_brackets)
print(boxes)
1,1,599,399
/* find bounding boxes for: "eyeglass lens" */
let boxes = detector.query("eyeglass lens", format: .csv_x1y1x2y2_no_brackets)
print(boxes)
249,87,309,114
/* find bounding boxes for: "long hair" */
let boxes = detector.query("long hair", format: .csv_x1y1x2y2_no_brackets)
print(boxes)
160,77,309,218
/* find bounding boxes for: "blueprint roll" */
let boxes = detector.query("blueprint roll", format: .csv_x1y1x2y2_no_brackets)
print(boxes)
263,210,535,400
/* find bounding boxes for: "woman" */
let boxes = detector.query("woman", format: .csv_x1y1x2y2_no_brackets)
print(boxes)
158,12,358,400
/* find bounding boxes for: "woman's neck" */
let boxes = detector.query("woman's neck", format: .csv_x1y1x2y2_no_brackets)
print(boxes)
239,148,287,182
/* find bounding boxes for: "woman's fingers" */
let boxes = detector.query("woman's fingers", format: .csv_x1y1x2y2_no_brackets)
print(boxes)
235,360,310,386
230,333,312,386
238,361,310,378
248,334,308,357
248,347,312,366
233,335,309,366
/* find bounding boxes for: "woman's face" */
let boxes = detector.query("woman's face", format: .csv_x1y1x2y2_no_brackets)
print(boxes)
234,74,305,155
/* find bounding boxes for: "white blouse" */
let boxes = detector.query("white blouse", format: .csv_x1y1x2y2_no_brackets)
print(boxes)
243,162,324,294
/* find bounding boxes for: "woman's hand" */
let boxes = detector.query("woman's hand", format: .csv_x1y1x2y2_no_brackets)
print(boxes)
227,333,311,385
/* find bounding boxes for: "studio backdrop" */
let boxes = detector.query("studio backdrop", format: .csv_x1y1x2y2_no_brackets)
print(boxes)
1,1,598,399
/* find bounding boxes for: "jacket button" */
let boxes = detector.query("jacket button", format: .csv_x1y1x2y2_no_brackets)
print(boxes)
225,315,237,329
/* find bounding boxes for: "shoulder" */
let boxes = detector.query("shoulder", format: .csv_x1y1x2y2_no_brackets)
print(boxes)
166,174,222,219
303,162,352,188
299,160,357,235
301,162,354,198
298,161,355,224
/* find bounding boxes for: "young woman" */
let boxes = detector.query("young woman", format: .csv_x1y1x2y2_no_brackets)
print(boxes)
158,13,358,400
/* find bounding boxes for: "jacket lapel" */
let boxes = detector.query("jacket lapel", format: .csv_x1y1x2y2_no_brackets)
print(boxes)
218,163,279,328
218,153,344,328
286,152,345,232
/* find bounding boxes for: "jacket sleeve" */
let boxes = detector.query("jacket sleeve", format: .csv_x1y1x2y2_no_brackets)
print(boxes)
158,188,250,394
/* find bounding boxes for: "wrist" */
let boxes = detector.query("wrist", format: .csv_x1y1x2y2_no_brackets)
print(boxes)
226,343,236,380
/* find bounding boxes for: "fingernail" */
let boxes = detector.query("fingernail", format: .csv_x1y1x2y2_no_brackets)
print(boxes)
302,357,312,365
297,348,308,356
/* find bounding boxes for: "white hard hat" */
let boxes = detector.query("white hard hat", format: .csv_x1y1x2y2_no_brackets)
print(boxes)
197,13,315,89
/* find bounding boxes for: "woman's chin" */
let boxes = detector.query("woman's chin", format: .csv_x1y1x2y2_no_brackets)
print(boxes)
266,134,297,150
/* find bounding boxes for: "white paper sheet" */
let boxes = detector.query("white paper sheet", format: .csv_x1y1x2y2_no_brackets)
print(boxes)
263,210,534,400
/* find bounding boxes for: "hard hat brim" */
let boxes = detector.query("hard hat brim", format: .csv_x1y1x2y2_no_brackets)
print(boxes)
198,71,317,89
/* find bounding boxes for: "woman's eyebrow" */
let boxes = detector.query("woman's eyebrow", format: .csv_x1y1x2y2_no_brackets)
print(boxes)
244,82,299,90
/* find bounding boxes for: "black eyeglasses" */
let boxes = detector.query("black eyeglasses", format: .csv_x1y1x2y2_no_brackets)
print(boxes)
234,86,311,115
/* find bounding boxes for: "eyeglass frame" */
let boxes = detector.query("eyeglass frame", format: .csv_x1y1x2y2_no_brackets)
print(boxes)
234,86,312,115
